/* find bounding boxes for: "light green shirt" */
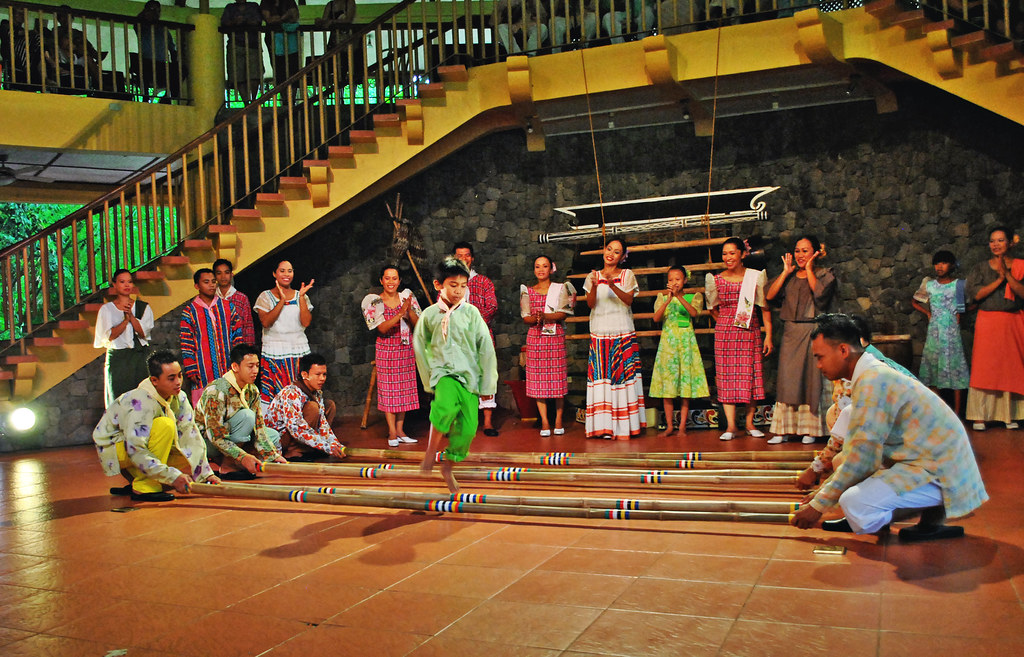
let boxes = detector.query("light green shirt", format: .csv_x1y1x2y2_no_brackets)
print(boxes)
413,301,498,397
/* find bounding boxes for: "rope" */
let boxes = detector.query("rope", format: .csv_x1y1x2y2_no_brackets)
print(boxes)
702,19,725,242
580,50,607,246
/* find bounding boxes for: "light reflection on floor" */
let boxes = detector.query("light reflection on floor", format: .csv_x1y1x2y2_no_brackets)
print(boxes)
0,413,1022,656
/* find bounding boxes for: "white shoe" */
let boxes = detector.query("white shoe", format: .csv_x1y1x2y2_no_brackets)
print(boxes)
972,422,987,431
719,432,735,441
540,429,551,437
387,438,400,447
766,435,784,445
747,429,765,438
553,428,565,435
397,436,418,444
1007,422,1020,430
802,435,817,444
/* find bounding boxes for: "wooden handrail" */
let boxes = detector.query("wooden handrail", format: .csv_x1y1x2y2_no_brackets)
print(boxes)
0,0,419,263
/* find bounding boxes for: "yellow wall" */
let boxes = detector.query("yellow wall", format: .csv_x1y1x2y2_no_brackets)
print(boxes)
0,91,201,154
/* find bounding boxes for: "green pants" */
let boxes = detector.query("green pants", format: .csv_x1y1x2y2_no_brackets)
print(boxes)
430,376,478,463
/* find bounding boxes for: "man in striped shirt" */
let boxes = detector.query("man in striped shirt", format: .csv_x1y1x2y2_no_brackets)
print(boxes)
181,268,245,406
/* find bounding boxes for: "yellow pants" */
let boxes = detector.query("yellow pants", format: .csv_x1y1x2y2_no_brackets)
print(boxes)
115,416,190,493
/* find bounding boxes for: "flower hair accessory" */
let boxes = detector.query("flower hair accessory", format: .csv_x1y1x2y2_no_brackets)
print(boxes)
444,255,470,275
620,247,629,264
742,239,750,252
551,261,557,273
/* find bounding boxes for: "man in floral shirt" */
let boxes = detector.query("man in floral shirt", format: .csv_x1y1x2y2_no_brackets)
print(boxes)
92,350,221,502
195,344,287,480
265,353,346,460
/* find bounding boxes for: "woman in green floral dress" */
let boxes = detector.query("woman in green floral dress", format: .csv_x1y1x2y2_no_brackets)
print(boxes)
650,266,709,436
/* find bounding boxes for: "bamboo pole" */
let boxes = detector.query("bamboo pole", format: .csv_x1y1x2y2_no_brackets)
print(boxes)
232,481,802,514
341,448,807,471
190,482,794,524
259,462,797,487
343,447,814,463
360,361,377,429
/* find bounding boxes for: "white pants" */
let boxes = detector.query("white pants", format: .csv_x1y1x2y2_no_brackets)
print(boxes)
839,477,944,534
496,23,548,53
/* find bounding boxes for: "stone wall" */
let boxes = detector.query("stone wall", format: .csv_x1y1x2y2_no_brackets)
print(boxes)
10,81,1024,449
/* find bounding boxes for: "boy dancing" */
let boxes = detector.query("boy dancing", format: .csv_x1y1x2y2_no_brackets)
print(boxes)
413,257,498,492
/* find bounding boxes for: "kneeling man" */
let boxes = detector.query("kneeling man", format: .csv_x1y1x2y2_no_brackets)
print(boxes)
93,350,220,501
792,314,987,541
196,344,287,479
265,353,346,460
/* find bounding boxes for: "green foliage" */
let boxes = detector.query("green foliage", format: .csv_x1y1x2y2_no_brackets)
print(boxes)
0,202,179,343
0,203,82,251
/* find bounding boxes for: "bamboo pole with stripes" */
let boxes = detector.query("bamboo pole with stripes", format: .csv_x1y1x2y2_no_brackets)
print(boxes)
258,462,798,488
343,448,814,464
189,482,796,524
342,448,809,471
230,481,803,514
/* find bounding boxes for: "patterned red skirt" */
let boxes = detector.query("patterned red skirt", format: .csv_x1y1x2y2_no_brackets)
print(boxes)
376,337,419,413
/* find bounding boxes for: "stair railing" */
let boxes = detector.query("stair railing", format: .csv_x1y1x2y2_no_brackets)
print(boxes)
0,0,483,351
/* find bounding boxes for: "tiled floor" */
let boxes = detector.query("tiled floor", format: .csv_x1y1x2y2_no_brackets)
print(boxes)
1,413,1022,656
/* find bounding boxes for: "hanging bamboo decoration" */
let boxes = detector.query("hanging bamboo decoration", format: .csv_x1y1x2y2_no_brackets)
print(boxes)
342,447,810,471
189,482,796,524
258,461,798,488
230,481,803,515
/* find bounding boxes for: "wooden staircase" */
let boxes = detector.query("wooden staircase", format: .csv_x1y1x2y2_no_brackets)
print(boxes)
0,64,521,404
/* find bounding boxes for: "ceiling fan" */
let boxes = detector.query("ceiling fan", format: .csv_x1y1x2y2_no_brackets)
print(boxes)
0,153,54,187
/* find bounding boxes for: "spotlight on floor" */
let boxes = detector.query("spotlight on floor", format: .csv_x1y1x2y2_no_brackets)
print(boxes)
8,407,37,432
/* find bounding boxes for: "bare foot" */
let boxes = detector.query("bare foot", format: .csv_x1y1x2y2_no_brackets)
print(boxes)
419,453,435,475
441,461,459,493
675,428,687,438
657,427,674,437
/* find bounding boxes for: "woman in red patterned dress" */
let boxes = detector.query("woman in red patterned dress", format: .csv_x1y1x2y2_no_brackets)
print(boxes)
521,256,577,436
361,266,421,447
705,237,773,441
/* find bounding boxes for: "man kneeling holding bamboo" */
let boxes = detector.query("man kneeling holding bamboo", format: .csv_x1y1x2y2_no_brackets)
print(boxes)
791,314,988,541
195,344,288,479
93,350,221,501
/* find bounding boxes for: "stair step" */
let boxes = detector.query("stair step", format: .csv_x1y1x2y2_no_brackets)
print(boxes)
0,370,13,380
328,145,356,158
579,237,728,256
183,239,215,250
396,99,421,107
373,113,401,128
278,176,308,189
922,19,955,34
256,192,286,205
31,337,64,347
864,0,900,20
889,10,928,29
951,31,989,50
980,42,1019,62
207,224,238,234
160,255,191,265
348,130,377,144
303,159,331,168
438,65,469,83
4,355,39,365
134,270,165,281
58,320,90,329
567,263,725,279
418,83,446,99
232,208,262,220
82,303,104,312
